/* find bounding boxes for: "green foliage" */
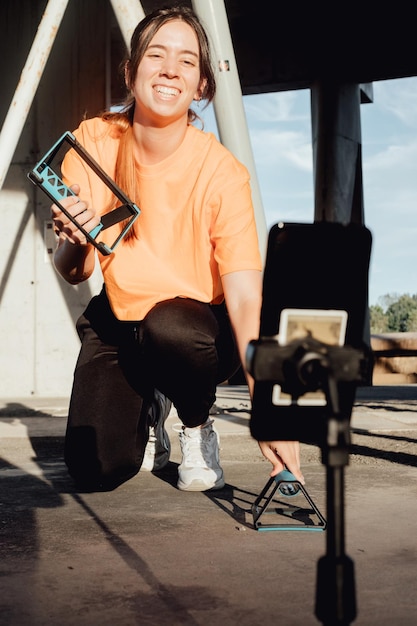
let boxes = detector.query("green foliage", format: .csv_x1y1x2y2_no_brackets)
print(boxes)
370,293,417,333
369,304,389,333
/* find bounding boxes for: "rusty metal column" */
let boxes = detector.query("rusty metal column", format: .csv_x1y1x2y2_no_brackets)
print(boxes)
311,82,364,224
192,0,267,257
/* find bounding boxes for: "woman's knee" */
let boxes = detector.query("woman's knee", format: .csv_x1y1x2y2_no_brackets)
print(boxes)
142,298,218,354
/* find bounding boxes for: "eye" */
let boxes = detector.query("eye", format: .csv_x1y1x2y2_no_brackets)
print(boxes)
181,57,197,67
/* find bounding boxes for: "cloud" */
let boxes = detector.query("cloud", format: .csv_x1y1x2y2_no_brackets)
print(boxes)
250,129,313,171
374,77,417,128
363,128,417,227
357,78,417,301
244,91,305,124
365,140,417,174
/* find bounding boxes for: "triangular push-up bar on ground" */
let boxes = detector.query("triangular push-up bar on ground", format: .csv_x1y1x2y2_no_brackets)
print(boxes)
252,469,327,532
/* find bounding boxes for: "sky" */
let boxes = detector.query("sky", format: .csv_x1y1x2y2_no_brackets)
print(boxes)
196,76,417,307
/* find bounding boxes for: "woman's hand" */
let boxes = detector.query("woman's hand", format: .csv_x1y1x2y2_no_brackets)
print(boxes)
258,440,305,484
51,183,98,284
51,184,100,246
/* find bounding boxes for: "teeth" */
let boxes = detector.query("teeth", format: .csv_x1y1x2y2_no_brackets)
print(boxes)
155,86,179,96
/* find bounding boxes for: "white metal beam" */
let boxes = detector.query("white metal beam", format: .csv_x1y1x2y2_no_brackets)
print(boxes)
109,0,145,50
0,0,146,192
192,0,267,256
0,0,69,191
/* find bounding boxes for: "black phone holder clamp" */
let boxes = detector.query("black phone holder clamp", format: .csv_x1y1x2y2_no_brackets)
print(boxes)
28,131,140,256
247,335,368,427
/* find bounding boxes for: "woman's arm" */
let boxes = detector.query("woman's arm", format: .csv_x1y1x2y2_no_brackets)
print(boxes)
52,184,100,284
221,269,262,395
222,269,305,484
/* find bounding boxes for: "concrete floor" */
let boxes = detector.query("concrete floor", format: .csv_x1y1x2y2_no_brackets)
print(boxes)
0,385,416,625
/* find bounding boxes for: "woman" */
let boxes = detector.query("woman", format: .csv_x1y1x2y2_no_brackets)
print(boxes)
51,5,304,491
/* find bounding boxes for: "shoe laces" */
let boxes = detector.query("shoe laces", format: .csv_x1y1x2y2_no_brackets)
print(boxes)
147,426,157,445
144,427,157,456
177,419,218,467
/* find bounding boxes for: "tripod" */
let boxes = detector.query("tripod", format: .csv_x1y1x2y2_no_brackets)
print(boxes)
247,335,370,625
248,220,372,624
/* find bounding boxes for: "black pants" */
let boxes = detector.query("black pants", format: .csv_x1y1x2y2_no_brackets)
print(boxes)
64,287,240,490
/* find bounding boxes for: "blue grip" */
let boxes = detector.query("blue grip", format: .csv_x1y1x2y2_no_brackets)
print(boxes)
41,165,103,240
274,469,296,483
41,166,75,201
274,469,301,497
89,223,103,238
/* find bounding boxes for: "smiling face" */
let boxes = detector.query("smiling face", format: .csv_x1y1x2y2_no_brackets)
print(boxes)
129,20,205,127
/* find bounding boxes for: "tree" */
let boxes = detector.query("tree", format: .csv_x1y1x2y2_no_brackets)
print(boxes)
386,294,417,332
369,293,417,333
407,307,417,332
369,304,389,333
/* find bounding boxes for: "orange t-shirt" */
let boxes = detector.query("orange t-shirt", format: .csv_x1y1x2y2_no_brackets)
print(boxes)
62,117,262,320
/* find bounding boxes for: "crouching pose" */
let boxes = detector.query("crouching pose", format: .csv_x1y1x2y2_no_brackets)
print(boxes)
51,5,304,491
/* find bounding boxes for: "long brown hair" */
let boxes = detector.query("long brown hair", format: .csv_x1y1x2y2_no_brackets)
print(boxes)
102,5,216,241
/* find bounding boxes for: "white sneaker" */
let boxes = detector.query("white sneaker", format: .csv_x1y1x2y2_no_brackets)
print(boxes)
177,418,225,491
142,390,172,472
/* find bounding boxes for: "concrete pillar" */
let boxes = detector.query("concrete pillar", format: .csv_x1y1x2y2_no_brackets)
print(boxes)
0,0,108,396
